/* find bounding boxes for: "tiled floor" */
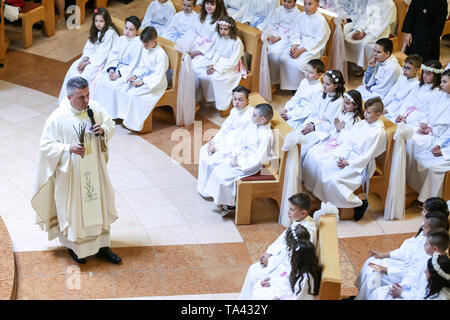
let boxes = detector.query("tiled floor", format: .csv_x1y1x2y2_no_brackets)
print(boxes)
1,0,446,300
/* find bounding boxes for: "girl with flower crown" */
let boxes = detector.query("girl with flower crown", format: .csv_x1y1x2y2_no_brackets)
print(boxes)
424,253,450,300
297,69,346,157
239,193,317,300
192,16,245,111
58,8,119,104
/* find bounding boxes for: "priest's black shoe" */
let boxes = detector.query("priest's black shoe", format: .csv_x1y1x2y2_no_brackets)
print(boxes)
68,249,87,264
353,199,369,221
96,247,122,264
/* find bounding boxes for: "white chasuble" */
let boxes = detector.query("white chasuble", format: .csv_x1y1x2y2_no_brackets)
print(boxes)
32,98,117,259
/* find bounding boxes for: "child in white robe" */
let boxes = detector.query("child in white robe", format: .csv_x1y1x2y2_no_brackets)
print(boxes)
197,86,253,197
189,0,228,56
344,0,396,70
58,8,118,104
355,205,449,300
303,90,363,166
115,27,169,132
382,54,422,119
423,253,450,300
162,0,199,43
302,97,387,220
264,0,300,85
192,16,245,111
239,193,317,300
199,103,274,211
356,38,402,101
280,59,324,131
299,69,346,157
241,0,279,30
370,227,449,300
279,0,331,90
406,70,450,202
141,0,176,35
92,16,142,119
392,60,443,125
252,239,322,300
224,0,246,22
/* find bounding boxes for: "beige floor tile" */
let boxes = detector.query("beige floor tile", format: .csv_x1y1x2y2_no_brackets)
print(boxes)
190,221,244,244
119,186,173,210
110,225,153,248
109,169,156,192
145,166,197,188
134,204,187,228
145,225,198,246
0,104,41,124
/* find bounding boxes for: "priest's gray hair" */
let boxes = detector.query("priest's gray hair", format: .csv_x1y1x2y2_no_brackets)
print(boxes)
67,77,89,96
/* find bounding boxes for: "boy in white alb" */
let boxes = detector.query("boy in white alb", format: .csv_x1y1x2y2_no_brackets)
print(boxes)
356,38,402,101
264,0,300,86
280,59,324,131
241,0,280,30
302,97,387,221
239,193,317,300
199,104,274,212
115,27,169,132
141,0,176,35
382,54,422,120
278,0,331,90
197,86,254,200
344,0,397,70
162,0,198,43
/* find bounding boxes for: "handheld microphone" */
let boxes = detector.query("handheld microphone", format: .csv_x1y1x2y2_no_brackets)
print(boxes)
87,107,99,136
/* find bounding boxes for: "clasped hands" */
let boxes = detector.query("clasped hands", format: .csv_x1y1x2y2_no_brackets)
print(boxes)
418,122,432,135
301,122,315,135
206,64,215,75
289,45,305,59
127,75,144,87
108,69,121,81
351,30,366,41
77,57,90,73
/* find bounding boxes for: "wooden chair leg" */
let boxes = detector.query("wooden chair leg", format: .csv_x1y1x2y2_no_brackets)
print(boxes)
139,112,153,134
220,103,233,118
339,208,354,220
76,0,86,24
21,18,33,49
43,0,56,36
235,183,252,225
96,0,108,8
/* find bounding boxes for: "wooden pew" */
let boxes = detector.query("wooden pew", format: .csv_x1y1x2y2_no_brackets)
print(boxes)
14,0,55,49
0,0,9,60
112,16,184,133
235,93,300,225
317,214,341,300
339,116,397,220
405,170,450,208
390,0,409,53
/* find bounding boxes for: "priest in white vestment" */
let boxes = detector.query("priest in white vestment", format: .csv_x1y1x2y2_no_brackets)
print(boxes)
302,97,387,220
141,0,176,35
356,38,402,101
32,77,121,264
279,0,331,90
199,104,274,209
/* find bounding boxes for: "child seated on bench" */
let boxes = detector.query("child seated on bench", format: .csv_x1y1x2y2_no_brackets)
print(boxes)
93,16,142,118
302,97,387,221
356,38,402,101
239,193,317,299
141,0,176,35
58,8,118,103
224,0,247,22
192,16,245,111
115,27,169,131
162,0,199,43
241,0,279,30
280,59,323,130
198,103,274,215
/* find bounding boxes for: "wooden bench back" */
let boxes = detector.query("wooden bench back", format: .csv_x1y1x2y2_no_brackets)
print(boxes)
375,115,397,185
393,0,408,37
111,17,181,92
317,214,341,300
237,21,263,92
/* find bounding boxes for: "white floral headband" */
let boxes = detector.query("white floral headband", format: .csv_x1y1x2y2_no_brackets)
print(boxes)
325,71,340,83
343,92,355,104
218,20,231,27
421,64,444,74
432,253,450,281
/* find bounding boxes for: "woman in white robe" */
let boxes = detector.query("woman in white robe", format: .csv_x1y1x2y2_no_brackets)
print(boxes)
344,0,396,69
241,0,279,30
115,29,169,132
92,16,142,119
141,0,176,35
58,9,118,104
279,3,331,90
302,100,387,209
264,1,301,85
192,17,245,111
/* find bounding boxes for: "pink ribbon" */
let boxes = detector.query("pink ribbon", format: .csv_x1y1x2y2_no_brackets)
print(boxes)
235,60,248,79
402,106,417,119
324,138,339,152
197,37,212,47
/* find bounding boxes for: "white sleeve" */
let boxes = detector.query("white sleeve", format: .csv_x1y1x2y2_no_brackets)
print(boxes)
142,52,169,90
88,29,117,67
214,39,244,74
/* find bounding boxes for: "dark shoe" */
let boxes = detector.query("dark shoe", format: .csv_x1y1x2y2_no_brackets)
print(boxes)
96,247,122,264
342,296,356,300
353,199,369,221
223,205,236,211
68,249,87,264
